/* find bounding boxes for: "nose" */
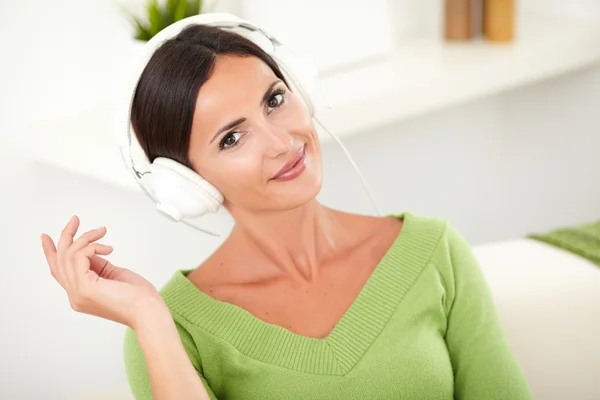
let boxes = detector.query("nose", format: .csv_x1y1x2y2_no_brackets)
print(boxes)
261,123,294,158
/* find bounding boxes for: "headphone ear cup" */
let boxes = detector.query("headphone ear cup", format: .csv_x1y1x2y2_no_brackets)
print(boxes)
142,158,224,221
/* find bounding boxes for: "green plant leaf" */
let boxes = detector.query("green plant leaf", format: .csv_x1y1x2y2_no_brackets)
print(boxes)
115,2,146,40
185,0,203,17
174,0,188,22
133,18,153,41
117,0,209,40
165,0,179,16
163,0,180,26
147,0,167,37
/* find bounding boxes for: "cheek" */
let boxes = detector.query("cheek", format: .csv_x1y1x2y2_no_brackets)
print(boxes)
272,93,317,142
202,150,265,199
289,93,314,127
291,99,320,150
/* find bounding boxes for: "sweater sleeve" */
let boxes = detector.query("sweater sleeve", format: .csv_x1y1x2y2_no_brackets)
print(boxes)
123,324,217,400
437,222,533,400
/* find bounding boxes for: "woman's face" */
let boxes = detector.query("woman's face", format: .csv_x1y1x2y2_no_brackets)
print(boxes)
188,55,322,214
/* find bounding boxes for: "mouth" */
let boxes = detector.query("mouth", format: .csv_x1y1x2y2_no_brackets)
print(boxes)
270,145,307,182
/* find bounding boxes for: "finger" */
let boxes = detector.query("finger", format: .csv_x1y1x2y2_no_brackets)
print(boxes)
41,234,69,291
72,251,110,292
40,234,64,287
89,254,110,274
81,243,113,259
69,226,107,254
71,243,113,278
90,257,120,280
40,234,57,268
58,215,80,252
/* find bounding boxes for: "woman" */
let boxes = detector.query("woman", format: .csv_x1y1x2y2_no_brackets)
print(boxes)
40,22,532,400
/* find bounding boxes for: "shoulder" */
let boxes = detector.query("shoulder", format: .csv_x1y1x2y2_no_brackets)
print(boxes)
404,213,488,297
397,212,483,306
398,212,471,256
395,212,477,282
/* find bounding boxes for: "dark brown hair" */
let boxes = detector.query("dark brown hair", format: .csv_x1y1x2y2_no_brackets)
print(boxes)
131,24,288,170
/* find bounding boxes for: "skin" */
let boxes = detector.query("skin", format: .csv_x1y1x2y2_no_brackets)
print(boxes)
39,54,403,341
185,55,403,338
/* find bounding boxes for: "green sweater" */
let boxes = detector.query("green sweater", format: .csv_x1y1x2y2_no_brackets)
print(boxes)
123,212,532,399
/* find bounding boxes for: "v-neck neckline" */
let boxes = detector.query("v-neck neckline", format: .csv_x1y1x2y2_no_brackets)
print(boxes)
160,212,445,375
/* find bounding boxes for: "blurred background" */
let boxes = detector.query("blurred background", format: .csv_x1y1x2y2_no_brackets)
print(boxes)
1,0,599,399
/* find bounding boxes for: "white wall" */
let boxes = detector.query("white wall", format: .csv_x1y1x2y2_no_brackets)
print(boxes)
3,60,599,400
1,1,600,399
318,64,600,243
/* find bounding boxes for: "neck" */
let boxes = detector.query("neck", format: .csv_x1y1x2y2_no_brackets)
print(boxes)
227,200,352,284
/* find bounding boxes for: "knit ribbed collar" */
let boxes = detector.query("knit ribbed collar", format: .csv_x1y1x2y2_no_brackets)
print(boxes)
160,212,444,375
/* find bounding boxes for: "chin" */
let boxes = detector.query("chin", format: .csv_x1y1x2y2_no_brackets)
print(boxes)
271,166,322,211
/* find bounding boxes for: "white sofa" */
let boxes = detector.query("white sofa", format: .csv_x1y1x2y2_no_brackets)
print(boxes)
73,239,600,400
473,238,600,400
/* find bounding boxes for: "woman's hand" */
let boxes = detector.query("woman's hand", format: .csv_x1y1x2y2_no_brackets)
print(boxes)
41,215,167,330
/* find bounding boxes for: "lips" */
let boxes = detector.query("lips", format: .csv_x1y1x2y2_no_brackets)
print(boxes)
271,145,306,180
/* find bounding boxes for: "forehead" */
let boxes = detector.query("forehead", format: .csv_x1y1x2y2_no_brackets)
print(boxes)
194,55,278,113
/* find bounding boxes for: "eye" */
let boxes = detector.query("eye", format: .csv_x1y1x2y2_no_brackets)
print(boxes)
219,131,242,150
267,88,286,113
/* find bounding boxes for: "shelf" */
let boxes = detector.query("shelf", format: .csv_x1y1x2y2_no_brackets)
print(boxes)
317,14,600,137
26,14,600,192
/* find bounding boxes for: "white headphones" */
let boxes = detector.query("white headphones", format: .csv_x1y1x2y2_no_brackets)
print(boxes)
117,13,380,230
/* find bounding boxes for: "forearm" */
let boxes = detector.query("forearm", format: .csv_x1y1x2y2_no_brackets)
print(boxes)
134,308,211,400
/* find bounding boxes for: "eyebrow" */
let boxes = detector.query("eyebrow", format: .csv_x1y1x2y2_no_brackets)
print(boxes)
209,80,282,144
